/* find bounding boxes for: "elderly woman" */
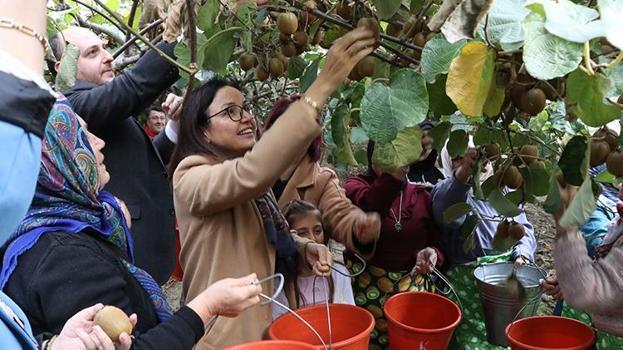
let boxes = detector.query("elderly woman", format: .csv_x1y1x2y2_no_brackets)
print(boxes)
1,97,261,350
264,95,380,258
170,28,376,349
344,141,444,349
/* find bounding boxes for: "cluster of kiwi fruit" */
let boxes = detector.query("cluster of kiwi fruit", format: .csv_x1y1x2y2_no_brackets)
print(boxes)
590,127,623,177
238,1,323,81
508,74,552,117
495,219,526,241
486,143,541,190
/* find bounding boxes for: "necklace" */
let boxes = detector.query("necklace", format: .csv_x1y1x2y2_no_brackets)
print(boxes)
390,190,403,232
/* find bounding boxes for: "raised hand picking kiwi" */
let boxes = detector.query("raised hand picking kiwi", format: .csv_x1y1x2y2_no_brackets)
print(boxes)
357,17,380,44
94,305,133,343
607,149,623,177
277,12,298,35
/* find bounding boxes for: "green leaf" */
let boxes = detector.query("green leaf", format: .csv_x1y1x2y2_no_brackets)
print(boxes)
430,121,452,152
481,175,498,199
559,135,588,186
447,129,469,158
599,0,623,50
528,161,551,196
350,127,369,145
483,78,506,117
543,171,562,214
488,188,522,217
522,6,582,80
197,0,220,36
566,69,622,127
175,38,208,79
505,190,524,206
443,202,473,223
421,34,466,83
287,56,307,80
541,0,604,43
361,69,429,143
331,104,357,165
603,64,623,98
594,168,617,184
202,28,242,74
446,41,496,116
462,215,479,253
476,0,529,48
370,0,402,19
300,58,320,93
427,75,458,115
559,177,598,228
372,126,423,172
55,43,79,92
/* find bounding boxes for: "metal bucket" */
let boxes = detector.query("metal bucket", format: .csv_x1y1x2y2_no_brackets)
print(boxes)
473,262,546,346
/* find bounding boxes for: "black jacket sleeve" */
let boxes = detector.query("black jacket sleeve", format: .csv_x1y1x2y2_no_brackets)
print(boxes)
152,130,176,166
65,41,179,134
29,242,202,350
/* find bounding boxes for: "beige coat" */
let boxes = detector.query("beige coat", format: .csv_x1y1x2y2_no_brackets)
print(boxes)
278,157,375,258
172,101,320,349
554,231,623,336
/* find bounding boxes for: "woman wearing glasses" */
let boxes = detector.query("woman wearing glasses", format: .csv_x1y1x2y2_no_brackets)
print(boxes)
169,27,376,349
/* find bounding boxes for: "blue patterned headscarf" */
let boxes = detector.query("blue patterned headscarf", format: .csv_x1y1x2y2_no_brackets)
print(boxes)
0,96,172,321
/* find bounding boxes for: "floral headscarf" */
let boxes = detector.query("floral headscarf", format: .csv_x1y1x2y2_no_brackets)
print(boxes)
0,96,172,321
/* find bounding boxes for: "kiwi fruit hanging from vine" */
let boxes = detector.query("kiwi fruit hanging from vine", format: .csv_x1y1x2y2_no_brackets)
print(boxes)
277,12,298,35
607,149,623,177
385,22,402,37
292,32,309,48
519,87,546,116
503,165,523,189
336,0,352,19
357,17,380,43
519,144,538,165
255,65,269,81
412,32,427,48
356,56,376,78
590,140,611,167
483,143,501,162
269,57,285,77
301,0,318,24
508,221,526,240
239,53,258,71
496,220,510,239
594,127,619,151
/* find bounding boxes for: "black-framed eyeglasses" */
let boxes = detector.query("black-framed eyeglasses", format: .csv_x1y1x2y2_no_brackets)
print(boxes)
206,104,253,122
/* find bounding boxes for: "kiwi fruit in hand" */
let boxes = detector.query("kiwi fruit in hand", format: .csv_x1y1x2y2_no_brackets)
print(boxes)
94,306,133,342
357,17,380,44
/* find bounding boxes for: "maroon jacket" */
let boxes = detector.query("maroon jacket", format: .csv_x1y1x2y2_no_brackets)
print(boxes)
344,173,444,271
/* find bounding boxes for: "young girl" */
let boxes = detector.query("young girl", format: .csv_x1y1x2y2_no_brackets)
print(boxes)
272,200,355,319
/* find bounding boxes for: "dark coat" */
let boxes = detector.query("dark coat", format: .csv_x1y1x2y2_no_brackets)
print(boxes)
4,231,204,349
64,42,178,284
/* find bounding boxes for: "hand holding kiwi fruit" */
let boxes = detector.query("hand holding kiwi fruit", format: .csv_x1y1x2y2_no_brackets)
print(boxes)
94,305,133,342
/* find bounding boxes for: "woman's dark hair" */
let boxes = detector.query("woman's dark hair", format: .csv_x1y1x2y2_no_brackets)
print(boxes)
281,199,334,308
264,95,323,162
169,78,241,176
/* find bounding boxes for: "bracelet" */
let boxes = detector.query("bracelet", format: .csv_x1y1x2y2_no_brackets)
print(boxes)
0,17,50,53
301,95,323,116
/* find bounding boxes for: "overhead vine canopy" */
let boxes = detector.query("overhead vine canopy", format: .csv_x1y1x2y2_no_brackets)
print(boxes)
48,0,623,247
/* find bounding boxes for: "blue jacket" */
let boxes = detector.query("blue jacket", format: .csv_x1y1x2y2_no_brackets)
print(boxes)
0,291,38,349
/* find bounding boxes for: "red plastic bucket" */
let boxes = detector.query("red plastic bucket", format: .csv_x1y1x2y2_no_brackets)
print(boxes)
384,291,462,350
268,304,375,350
224,340,316,349
505,316,596,350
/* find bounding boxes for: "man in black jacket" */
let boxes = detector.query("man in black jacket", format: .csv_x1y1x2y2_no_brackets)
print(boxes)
51,27,179,284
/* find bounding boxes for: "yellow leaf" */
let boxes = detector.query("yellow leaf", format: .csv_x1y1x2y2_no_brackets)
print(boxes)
446,41,495,116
